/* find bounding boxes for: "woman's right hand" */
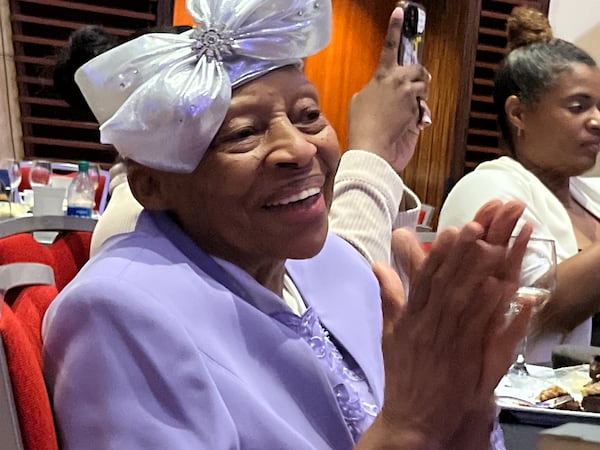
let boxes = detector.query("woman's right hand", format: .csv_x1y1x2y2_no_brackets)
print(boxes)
347,6,431,173
359,200,533,448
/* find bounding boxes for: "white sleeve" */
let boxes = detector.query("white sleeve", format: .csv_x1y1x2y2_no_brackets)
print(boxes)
329,150,420,264
437,165,575,247
90,182,143,256
438,168,532,232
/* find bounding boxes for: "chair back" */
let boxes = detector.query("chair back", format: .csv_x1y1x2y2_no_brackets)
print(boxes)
0,320,24,450
0,216,96,291
49,231,92,290
0,263,60,450
0,215,96,450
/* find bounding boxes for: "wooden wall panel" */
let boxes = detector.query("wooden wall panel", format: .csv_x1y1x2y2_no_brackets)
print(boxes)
409,0,480,219
303,0,393,150
172,0,191,26
304,0,480,221
458,0,550,181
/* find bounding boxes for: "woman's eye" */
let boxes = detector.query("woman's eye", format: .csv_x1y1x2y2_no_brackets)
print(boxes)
568,104,584,113
296,109,323,127
227,127,257,141
211,125,261,152
305,109,321,122
295,108,326,135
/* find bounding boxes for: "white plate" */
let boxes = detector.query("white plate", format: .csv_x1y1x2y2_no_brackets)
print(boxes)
0,202,30,218
500,403,599,427
495,364,599,426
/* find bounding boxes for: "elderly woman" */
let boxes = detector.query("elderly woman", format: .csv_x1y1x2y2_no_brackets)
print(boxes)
43,1,532,448
439,7,600,362
78,62,425,261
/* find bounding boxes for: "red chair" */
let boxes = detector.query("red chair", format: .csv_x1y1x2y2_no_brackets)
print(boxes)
0,216,96,450
0,232,90,293
0,216,96,292
417,231,436,253
0,263,59,450
48,231,92,291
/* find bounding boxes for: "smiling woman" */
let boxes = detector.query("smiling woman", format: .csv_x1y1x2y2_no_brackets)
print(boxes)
41,0,533,448
133,67,341,280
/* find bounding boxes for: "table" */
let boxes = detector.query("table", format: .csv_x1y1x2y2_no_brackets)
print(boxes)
501,415,546,449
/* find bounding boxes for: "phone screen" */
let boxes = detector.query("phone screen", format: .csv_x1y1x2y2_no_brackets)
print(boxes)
398,3,426,66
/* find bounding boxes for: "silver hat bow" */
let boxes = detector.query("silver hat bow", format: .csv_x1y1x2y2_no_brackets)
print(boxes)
75,0,331,172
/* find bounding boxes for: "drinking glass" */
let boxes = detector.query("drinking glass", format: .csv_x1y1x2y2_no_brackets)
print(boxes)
507,237,557,376
87,163,101,209
29,160,52,188
88,163,101,191
0,159,21,203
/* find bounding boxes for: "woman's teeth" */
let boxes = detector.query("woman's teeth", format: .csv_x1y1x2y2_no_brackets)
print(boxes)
267,187,320,207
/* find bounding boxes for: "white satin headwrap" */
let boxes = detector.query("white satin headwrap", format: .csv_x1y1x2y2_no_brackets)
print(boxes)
75,0,331,172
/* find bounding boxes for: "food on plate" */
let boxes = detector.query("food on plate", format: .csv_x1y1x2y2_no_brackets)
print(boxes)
581,355,600,413
581,381,600,413
536,384,581,411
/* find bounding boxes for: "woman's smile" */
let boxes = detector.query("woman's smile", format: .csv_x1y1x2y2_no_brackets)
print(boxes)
264,186,321,208
263,188,326,223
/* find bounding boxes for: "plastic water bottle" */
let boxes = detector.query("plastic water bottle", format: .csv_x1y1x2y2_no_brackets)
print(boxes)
66,160,94,217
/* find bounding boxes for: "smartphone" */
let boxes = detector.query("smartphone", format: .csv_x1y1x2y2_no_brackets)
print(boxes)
397,1,426,66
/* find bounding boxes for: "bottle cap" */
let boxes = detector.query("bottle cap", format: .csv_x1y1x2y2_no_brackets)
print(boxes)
78,160,89,172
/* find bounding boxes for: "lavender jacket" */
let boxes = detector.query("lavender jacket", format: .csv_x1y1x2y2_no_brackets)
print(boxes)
43,211,385,449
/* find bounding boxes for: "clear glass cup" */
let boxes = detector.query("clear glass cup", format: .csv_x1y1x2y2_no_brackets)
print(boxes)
0,159,22,204
87,163,101,210
88,163,101,191
29,160,52,188
507,236,557,376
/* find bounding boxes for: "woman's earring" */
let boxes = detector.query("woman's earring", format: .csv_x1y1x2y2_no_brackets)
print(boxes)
516,127,522,138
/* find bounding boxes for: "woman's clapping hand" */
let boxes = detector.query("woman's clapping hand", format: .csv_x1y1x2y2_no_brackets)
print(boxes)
360,200,533,449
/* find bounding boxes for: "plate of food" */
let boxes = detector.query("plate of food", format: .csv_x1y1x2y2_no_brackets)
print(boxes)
495,357,600,426
0,202,31,219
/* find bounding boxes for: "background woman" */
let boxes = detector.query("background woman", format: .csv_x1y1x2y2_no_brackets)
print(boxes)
439,6,600,362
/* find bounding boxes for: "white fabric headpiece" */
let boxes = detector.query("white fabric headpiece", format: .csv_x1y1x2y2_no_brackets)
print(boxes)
75,0,331,172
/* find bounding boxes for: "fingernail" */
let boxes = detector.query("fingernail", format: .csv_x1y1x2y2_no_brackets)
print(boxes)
391,7,404,20
423,111,432,124
419,111,432,130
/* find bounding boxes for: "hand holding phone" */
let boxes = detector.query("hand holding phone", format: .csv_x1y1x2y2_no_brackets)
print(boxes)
397,1,426,66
